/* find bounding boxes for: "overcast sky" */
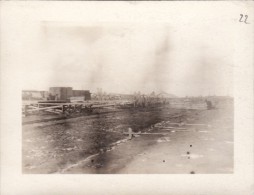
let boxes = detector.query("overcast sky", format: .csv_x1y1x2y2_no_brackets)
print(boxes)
19,20,234,97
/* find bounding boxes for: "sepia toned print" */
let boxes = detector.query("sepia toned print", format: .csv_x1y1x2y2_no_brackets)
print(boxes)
1,1,254,195
22,23,234,174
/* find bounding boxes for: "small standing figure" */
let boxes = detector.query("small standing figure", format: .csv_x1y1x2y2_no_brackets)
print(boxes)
205,99,213,110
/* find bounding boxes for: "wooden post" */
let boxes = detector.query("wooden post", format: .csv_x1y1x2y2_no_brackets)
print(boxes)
128,128,133,140
24,105,28,117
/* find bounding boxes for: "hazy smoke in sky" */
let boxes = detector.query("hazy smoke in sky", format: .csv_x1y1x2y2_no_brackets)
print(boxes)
152,34,170,92
26,22,233,97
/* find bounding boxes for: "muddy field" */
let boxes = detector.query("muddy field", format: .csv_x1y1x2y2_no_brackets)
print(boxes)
22,102,233,174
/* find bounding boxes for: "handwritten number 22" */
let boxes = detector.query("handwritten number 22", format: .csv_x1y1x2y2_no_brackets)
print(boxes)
239,14,249,24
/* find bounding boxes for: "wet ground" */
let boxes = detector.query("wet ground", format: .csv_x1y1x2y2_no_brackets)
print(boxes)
22,103,233,174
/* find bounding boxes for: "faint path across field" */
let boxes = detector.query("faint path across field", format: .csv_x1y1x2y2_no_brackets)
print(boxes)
22,104,233,174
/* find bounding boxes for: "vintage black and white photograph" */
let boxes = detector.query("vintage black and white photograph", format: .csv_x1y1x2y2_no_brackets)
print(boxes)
1,1,253,194
21,21,234,174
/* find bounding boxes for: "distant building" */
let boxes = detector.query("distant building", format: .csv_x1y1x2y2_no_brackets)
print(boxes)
157,92,177,99
72,90,91,100
48,87,91,101
49,87,73,100
22,90,47,100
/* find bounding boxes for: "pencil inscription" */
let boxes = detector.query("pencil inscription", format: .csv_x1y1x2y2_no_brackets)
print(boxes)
239,14,249,24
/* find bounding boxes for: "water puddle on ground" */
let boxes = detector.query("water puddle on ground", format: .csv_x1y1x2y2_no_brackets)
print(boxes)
202,137,215,141
181,154,204,159
157,137,170,143
199,130,209,133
